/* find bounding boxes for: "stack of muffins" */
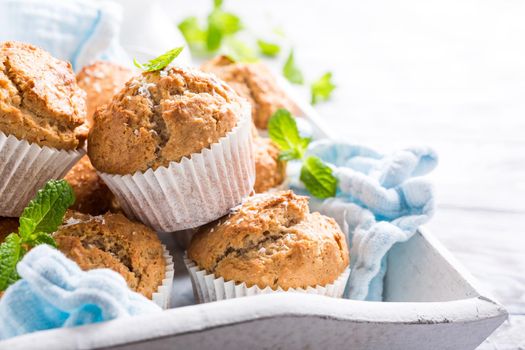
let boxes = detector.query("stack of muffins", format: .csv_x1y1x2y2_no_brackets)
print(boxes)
0,40,350,307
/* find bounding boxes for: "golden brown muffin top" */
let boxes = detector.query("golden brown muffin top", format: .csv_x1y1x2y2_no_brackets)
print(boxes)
188,190,349,290
201,55,300,129
64,155,115,215
88,66,245,175
0,41,87,149
76,61,134,127
253,135,286,193
54,211,165,299
0,217,18,242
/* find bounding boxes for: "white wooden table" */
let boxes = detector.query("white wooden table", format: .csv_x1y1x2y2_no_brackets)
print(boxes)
165,1,525,348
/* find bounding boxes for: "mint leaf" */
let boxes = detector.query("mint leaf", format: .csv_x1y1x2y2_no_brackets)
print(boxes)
207,10,242,51
0,234,23,291
0,180,73,291
311,72,336,105
214,0,223,9
283,50,304,84
206,19,223,51
278,149,302,161
134,47,184,72
32,232,57,248
223,37,258,62
268,109,311,161
178,17,207,48
300,156,338,199
257,39,280,57
19,180,75,240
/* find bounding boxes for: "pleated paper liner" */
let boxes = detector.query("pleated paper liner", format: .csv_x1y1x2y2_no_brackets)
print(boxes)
100,101,255,233
184,254,351,303
151,244,175,309
0,132,84,217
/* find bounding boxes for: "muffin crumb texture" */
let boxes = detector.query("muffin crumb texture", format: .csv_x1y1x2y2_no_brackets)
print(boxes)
188,190,349,289
54,211,165,299
76,61,134,127
0,41,86,149
64,155,116,215
88,66,244,174
201,55,300,129
253,135,286,192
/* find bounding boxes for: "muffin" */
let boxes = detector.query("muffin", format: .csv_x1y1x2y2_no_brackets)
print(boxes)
201,55,300,129
88,66,254,232
174,132,287,250
76,61,134,127
54,211,173,308
186,190,350,302
64,156,117,215
253,135,287,193
0,41,86,216
70,62,132,214
0,217,18,242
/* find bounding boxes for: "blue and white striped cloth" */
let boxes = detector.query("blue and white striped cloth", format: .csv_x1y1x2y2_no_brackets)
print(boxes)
0,245,161,340
291,140,437,301
0,0,129,71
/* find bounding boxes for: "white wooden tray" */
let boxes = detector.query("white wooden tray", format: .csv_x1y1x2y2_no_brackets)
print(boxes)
1,227,507,350
0,72,508,350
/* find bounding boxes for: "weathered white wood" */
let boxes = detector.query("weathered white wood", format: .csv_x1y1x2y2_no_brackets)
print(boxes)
1,230,507,350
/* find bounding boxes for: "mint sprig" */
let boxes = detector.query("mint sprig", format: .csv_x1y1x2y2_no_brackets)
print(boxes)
268,109,338,199
0,180,74,291
268,109,311,161
133,47,184,72
178,0,243,56
0,234,23,291
300,156,337,199
257,39,281,57
311,72,336,105
283,50,304,85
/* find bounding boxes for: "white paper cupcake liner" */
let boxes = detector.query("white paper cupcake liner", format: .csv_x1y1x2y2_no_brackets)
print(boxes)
0,132,84,217
100,101,255,233
183,254,351,303
151,244,174,309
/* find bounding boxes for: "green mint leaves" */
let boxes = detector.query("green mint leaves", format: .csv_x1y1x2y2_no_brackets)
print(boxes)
311,72,336,105
268,109,338,198
257,39,281,57
207,9,243,51
0,234,23,291
0,180,74,291
268,109,311,161
177,1,336,104
178,0,245,57
19,180,75,240
178,17,207,50
133,47,184,72
300,156,337,199
282,50,304,84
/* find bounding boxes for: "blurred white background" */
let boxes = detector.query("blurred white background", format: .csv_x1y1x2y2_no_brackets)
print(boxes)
160,1,525,348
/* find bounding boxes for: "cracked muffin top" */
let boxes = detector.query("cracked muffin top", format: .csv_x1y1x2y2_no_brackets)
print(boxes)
76,61,134,127
188,190,349,289
253,134,286,193
54,211,165,299
0,41,87,149
201,55,300,129
88,66,245,175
